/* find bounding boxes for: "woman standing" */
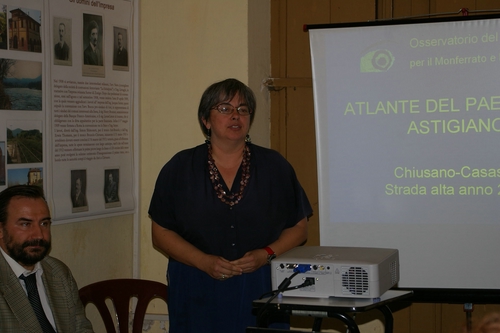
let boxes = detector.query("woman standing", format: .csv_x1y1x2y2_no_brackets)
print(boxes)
149,78,312,333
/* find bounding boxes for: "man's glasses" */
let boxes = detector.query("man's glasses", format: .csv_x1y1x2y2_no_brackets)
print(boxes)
212,103,252,116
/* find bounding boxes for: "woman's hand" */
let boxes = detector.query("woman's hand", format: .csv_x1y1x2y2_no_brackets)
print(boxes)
200,254,243,280
230,218,308,274
230,249,268,273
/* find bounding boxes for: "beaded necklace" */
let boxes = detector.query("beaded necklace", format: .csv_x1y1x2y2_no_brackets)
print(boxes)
207,143,251,206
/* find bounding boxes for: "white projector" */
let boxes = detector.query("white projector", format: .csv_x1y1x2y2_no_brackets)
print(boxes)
271,246,399,298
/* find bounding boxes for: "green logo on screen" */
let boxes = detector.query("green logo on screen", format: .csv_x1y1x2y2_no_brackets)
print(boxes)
360,49,395,72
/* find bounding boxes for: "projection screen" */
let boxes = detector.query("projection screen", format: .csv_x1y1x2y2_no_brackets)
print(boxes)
309,14,500,290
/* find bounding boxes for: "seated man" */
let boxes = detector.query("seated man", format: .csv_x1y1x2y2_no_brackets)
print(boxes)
0,185,93,332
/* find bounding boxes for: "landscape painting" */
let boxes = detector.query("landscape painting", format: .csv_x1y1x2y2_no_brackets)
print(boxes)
6,120,43,164
0,59,42,110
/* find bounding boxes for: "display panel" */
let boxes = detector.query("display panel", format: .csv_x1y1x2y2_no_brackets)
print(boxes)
309,15,500,289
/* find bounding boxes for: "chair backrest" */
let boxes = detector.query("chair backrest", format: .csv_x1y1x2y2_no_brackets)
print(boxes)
79,278,168,333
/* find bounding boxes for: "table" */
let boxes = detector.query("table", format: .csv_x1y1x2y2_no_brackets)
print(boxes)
251,290,413,333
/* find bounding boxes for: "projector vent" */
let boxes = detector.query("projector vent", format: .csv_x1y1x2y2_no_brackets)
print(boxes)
390,260,398,285
341,266,369,296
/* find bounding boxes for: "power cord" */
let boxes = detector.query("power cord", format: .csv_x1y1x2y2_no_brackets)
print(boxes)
257,264,313,319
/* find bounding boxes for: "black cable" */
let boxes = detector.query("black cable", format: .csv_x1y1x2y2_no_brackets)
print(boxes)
256,272,297,320
259,276,315,299
256,271,316,322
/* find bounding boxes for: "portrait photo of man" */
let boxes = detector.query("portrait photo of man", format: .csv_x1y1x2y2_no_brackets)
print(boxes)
82,14,104,77
104,169,120,207
54,18,70,63
83,20,102,66
113,28,128,68
70,170,88,212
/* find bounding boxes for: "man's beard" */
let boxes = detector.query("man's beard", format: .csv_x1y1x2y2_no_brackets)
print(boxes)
3,231,51,267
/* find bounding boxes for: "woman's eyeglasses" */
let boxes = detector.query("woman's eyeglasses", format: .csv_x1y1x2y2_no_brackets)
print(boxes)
212,103,252,116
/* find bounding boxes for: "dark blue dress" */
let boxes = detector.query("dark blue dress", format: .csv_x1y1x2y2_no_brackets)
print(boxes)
149,143,312,333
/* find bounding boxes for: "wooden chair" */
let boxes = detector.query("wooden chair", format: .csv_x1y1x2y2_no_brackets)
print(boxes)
79,278,168,333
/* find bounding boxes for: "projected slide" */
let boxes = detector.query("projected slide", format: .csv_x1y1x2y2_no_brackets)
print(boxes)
310,16,500,289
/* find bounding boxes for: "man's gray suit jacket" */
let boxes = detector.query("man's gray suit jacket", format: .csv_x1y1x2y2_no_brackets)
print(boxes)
0,253,93,332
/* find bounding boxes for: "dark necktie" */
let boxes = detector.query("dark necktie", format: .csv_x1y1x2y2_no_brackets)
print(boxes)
19,274,56,333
